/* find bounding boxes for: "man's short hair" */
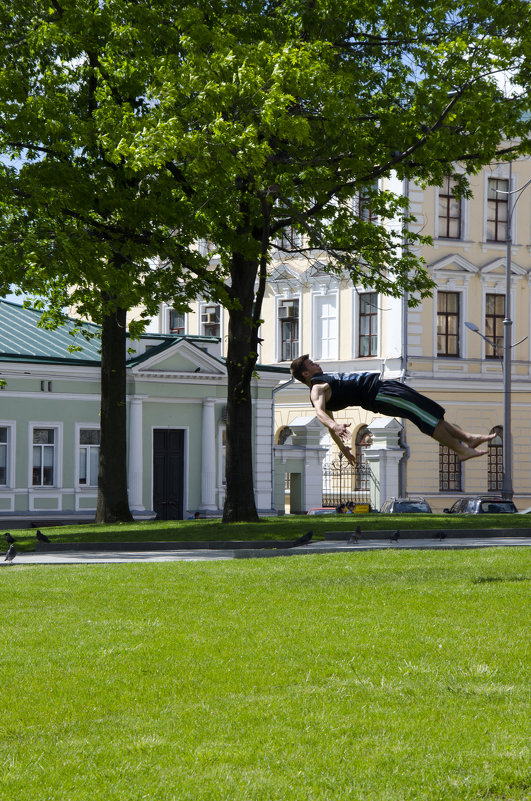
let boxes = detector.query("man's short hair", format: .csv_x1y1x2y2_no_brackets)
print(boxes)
290,354,310,383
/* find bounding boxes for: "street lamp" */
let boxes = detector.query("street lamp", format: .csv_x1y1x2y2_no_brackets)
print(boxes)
465,162,531,500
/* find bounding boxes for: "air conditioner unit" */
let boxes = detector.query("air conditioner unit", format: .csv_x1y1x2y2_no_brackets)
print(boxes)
278,305,296,319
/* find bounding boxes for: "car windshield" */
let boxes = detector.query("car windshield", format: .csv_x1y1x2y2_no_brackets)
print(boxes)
395,502,429,513
479,501,516,513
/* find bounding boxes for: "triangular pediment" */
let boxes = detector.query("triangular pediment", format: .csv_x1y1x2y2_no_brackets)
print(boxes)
429,254,478,274
480,257,527,277
128,338,225,375
267,263,301,283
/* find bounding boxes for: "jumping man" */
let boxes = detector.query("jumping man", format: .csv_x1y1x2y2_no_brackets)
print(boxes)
290,355,495,465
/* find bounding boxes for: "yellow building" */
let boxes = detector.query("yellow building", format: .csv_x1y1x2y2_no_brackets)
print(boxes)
157,156,531,512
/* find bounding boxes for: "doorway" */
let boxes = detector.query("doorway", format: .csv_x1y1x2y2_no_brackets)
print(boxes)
153,429,185,520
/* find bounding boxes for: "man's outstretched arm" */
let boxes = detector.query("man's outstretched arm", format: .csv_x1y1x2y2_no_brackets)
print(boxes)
310,385,355,465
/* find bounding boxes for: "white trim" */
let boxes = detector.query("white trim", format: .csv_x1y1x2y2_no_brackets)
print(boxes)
28,421,63,490
74,422,100,489
312,288,339,360
352,288,380,359
275,292,302,363
0,420,16,489
433,287,468,361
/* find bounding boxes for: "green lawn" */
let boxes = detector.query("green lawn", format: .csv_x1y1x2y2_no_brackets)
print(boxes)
0,548,529,800
5,512,531,552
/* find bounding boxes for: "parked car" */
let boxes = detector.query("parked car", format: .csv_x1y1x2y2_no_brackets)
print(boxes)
306,507,339,515
443,496,518,514
379,496,432,514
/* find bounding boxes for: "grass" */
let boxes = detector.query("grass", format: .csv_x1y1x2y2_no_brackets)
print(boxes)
4,512,531,552
0,548,529,800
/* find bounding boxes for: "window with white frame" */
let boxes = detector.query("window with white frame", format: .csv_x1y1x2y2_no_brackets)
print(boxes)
487,178,508,242
200,304,221,337
32,428,56,486
437,291,460,357
79,429,100,486
438,175,462,239
0,427,8,485
358,292,378,357
168,309,186,334
485,293,505,358
315,294,338,359
278,299,299,361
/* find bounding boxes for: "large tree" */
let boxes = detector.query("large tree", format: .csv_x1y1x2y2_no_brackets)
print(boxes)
1,0,530,523
0,0,210,522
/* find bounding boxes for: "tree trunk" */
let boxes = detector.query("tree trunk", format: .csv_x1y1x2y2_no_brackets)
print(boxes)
95,303,133,523
222,252,261,523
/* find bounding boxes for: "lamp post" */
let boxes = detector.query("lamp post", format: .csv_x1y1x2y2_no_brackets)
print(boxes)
465,163,531,500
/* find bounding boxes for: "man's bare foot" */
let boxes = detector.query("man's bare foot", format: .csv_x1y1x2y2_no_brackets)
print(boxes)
459,447,487,462
468,433,496,449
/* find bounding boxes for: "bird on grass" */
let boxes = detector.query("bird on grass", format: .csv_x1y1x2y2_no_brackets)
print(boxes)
36,529,51,544
389,530,400,543
4,532,15,544
293,530,313,547
348,526,362,544
4,544,16,563
434,531,447,541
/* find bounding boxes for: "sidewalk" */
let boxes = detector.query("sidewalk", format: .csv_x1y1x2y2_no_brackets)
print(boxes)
4,533,531,564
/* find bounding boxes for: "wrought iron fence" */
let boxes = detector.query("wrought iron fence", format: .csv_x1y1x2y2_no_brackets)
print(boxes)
322,455,379,509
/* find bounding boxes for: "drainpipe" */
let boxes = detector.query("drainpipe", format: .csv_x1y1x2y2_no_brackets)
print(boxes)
399,178,411,496
270,376,295,513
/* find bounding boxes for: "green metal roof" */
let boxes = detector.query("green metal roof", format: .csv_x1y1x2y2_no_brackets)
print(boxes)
0,300,101,362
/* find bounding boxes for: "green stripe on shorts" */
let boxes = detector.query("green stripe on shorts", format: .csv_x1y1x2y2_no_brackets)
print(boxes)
375,392,440,429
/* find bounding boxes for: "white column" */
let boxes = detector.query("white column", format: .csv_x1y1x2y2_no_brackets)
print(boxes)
128,397,144,510
201,398,217,510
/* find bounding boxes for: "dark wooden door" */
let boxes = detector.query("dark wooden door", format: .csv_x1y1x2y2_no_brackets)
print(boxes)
153,429,185,520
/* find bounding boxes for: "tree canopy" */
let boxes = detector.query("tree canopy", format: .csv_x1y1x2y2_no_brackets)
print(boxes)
0,0,530,521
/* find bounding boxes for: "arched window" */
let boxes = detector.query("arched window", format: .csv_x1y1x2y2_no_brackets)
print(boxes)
277,426,293,445
355,425,372,464
439,445,462,492
488,426,503,492
355,425,372,490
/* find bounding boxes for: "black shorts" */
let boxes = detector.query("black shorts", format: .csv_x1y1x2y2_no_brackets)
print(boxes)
368,380,445,436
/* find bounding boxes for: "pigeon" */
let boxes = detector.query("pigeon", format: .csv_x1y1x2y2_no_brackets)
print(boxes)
348,526,362,544
4,532,15,544
4,544,16,563
293,530,313,547
389,530,400,543
434,531,447,541
36,529,51,543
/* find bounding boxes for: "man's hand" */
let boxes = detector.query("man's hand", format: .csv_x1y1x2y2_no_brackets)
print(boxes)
332,421,351,444
340,445,356,465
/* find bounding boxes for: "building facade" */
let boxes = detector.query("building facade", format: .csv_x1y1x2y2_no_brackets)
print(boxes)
0,300,287,526
157,156,531,512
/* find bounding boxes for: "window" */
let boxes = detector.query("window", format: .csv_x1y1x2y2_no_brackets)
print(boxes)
357,181,378,222
487,178,508,242
79,429,100,486
169,309,185,335
32,428,55,486
279,299,299,361
197,238,216,257
359,293,378,357
278,226,303,251
0,427,8,485
315,294,337,359
439,445,462,491
437,292,460,356
488,426,503,491
485,294,504,358
438,175,462,239
200,304,221,337
355,425,372,490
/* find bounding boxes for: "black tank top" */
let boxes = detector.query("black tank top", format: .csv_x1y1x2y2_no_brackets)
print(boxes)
310,371,381,412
